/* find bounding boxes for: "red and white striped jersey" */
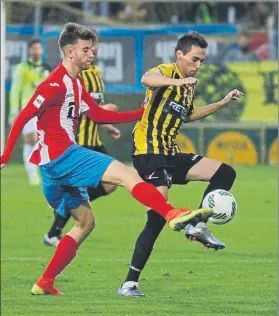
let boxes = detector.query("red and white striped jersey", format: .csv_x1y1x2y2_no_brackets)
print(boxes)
1,63,144,167
29,63,90,165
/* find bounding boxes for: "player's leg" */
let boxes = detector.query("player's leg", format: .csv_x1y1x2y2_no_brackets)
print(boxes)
43,144,116,246
185,157,236,206
118,155,171,296
44,211,71,246
101,159,212,229
52,145,212,230
118,155,210,296
22,117,40,185
44,182,116,247
87,144,117,201
173,154,236,249
32,188,95,295
119,184,168,297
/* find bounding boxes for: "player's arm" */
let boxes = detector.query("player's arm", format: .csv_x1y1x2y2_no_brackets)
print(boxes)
186,89,244,122
141,67,197,88
9,63,24,123
99,104,121,139
81,89,144,124
0,84,59,168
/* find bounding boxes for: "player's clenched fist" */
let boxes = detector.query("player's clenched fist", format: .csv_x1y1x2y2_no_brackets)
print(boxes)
174,77,198,88
102,103,118,111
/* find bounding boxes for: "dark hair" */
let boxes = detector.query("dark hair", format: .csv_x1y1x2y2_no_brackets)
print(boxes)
238,31,249,38
28,37,42,49
58,23,98,50
175,31,208,55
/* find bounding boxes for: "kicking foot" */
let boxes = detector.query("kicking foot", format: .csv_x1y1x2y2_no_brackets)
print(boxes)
185,223,226,250
167,208,213,231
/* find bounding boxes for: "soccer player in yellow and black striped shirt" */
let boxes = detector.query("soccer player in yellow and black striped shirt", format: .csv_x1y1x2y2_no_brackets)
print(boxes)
119,31,244,296
44,41,121,246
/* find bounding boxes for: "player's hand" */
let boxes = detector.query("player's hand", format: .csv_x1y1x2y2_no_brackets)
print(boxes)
221,89,244,105
106,125,121,139
102,103,118,111
0,163,7,170
174,77,198,88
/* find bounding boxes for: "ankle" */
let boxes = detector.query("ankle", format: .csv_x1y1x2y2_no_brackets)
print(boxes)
122,281,138,289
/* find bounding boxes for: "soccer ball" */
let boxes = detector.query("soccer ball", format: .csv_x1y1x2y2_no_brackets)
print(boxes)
202,189,237,225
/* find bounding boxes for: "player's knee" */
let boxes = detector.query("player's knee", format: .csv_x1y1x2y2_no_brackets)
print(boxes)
83,218,96,233
103,184,117,194
213,163,236,189
222,163,236,183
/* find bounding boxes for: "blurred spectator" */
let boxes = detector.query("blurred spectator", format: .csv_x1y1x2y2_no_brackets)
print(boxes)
241,2,272,29
194,2,215,24
115,2,147,23
221,32,260,63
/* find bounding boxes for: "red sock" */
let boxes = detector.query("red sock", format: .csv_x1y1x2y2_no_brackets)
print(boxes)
42,235,78,280
131,182,174,218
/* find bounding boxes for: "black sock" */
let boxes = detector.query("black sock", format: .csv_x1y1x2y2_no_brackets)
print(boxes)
199,163,236,208
125,210,166,283
47,212,71,238
87,185,108,202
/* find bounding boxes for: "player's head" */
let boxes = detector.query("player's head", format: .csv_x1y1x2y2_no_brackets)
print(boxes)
237,32,250,50
175,31,208,77
28,37,43,62
58,23,98,70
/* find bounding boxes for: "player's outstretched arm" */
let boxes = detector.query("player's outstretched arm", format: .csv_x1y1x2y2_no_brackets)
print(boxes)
186,89,244,122
0,82,58,167
82,90,144,124
0,105,37,167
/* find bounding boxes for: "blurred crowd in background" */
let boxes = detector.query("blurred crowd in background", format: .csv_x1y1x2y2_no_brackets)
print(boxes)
6,1,278,63
7,1,278,30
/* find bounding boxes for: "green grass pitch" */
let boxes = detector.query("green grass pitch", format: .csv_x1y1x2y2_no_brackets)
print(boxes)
1,164,278,316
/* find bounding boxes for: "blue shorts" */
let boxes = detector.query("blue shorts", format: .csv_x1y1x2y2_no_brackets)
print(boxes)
39,144,114,217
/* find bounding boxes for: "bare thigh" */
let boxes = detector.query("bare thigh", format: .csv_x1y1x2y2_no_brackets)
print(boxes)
100,160,143,191
186,157,222,182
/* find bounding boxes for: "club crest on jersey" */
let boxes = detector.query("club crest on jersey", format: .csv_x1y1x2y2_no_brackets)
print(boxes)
33,95,45,108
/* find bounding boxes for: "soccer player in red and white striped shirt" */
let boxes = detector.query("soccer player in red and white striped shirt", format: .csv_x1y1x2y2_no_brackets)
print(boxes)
0,23,213,295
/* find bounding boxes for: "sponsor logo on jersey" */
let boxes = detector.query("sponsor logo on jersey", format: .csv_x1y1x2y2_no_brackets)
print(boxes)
33,95,45,108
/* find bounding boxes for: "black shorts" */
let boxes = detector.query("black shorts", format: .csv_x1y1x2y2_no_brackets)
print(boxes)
83,144,108,155
133,153,203,188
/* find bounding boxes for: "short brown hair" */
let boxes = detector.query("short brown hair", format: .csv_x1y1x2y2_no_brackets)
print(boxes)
175,31,208,55
28,37,42,49
58,23,98,50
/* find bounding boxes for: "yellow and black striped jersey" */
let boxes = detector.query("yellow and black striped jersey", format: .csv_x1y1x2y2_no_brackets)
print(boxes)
76,65,105,148
132,63,195,156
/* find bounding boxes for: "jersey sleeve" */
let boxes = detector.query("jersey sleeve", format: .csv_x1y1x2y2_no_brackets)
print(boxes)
81,86,144,124
0,82,60,165
143,64,172,78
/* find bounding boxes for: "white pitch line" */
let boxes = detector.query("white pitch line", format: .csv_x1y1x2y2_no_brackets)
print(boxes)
1,257,276,263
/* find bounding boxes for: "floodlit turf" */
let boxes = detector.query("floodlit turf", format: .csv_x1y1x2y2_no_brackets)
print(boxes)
1,164,278,316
